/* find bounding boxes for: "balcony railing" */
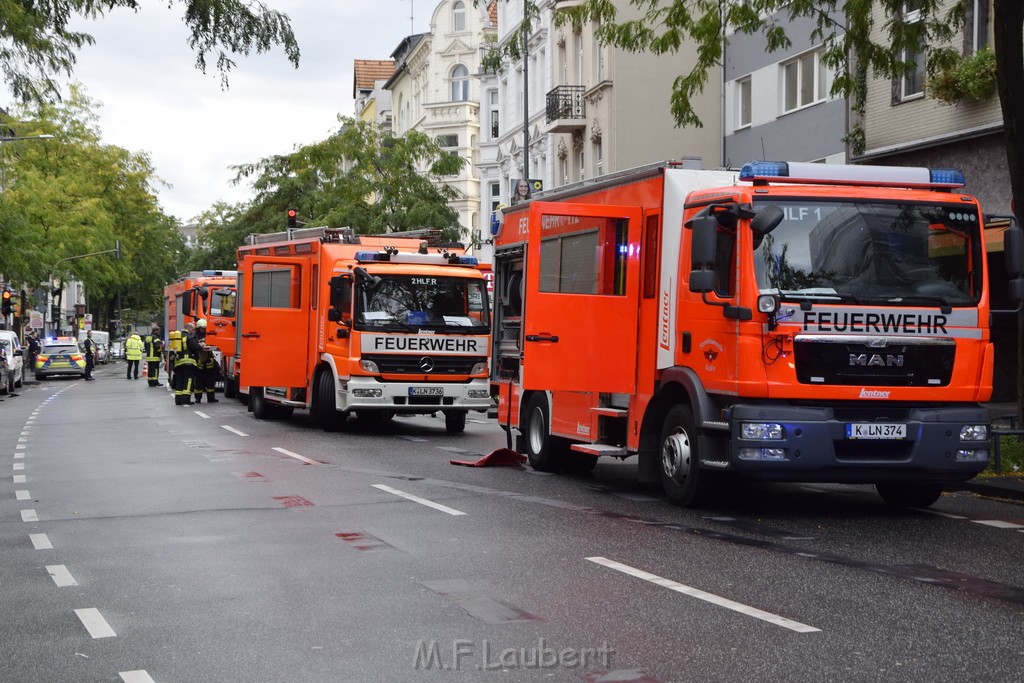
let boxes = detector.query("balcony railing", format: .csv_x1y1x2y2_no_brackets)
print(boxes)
545,85,585,126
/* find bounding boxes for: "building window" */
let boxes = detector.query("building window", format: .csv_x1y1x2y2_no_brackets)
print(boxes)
782,49,827,113
453,1,466,32
560,157,568,186
488,90,499,139
900,2,925,99
574,33,584,84
490,181,501,212
451,64,469,102
967,0,989,52
437,134,459,149
737,77,751,128
578,149,585,182
594,140,603,176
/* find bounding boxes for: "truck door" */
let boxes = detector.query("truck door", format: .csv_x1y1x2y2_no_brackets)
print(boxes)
522,201,643,393
239,256,311,388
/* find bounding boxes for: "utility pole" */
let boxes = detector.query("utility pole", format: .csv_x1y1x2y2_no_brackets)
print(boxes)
522,2,530,181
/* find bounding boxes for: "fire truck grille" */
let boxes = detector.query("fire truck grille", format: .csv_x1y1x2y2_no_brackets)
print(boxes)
833,440,914,462
794,338,955,387
363,354,484,375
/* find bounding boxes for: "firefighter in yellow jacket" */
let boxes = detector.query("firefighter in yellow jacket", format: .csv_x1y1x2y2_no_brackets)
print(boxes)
173,323,201,405
144,324,164,387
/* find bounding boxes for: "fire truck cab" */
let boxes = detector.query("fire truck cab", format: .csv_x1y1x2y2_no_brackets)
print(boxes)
163,270,238,392
492,161,1024,508
236,227,492,433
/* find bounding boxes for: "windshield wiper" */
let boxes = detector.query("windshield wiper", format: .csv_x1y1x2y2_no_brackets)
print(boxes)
887,295,953,314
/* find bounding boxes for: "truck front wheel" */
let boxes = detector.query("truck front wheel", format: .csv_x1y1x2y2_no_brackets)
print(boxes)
523,394,566,472
875,482,943,508
444,410,467,434
314,371,346,431
659,404,711,507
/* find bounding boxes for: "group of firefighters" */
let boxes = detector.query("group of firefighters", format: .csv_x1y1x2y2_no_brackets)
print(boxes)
144,320,220,406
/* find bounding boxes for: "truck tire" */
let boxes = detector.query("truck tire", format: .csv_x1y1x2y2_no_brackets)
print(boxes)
314,371,346,431
659,404,712,507
250,387,273,420
523,394,566,472
875,482,943,508
223,376,236,399
444,410,467,434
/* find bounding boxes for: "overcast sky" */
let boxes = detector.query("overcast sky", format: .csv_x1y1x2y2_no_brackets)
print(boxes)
52,0,426,223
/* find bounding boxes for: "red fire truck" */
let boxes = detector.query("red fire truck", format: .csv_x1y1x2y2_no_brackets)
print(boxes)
163,270,238,393
235,227,491,432
491,161,1024,507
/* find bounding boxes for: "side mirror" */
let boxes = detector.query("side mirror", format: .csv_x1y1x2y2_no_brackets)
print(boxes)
327,309,342,322
751,204,785,237
688,215,718,269
1004,224,1024,278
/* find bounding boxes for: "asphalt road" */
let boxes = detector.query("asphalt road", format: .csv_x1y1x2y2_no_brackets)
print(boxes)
2,362,1023,682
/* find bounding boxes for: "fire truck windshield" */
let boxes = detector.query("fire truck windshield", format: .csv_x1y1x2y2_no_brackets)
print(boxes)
356,275,490,332
208,289,236,318
752,199,981,307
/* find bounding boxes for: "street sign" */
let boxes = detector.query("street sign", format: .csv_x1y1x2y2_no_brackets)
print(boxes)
29,311,42,330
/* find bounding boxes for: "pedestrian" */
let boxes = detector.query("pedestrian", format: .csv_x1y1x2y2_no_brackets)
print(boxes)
192,319,219,404
82,330,96,381
26,332,40,373
125,330,144,379
173,322,201,405
143,324,164,387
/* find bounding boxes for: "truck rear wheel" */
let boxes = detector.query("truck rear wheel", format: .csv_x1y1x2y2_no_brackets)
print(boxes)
444,410,467,434
523,394,566,472
875,482,943,508
223,376,237,399
250,387,273,420
659,404,712,507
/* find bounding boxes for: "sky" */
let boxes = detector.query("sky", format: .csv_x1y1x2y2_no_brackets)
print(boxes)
49,0,428,223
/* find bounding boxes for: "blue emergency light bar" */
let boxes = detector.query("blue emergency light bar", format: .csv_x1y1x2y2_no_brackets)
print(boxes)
739,161,966,189
201,269,238,277
354,251,479,266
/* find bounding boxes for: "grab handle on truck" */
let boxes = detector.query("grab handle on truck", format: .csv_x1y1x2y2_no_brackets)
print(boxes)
525,335,559,343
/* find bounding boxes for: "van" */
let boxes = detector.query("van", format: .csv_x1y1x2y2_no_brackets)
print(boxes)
78,329,110,364
0,330,24,388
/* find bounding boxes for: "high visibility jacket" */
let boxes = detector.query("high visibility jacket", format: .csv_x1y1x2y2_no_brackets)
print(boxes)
125,334,144,361
144,333,163,362
174,331,201,367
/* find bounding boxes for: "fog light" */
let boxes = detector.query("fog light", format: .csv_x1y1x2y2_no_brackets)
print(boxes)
470,362,487,375
351,388,383,398
468,389,490,399
738,447,786,461
959,424,988,441
741,422,784,439
360,359,380,373
956,449,988,462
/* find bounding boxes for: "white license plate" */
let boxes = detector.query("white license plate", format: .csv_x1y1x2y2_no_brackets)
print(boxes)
409,387,443,397
846,423,907,439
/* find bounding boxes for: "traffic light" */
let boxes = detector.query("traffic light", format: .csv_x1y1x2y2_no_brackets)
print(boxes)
287,209,298,228
1,289,11,316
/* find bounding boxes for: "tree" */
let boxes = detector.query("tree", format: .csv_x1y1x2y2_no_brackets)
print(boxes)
0,0,300,103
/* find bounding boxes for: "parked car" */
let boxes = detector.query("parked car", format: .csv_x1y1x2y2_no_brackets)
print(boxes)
0,340,16,394
35,337,86,380
0,330,25,389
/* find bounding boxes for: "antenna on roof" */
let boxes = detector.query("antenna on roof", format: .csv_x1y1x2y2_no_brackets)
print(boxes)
405,0,414,34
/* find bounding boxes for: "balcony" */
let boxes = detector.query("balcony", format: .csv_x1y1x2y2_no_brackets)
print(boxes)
545,85,586,133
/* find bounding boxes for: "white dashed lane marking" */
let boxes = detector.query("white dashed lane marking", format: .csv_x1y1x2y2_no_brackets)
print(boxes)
15,490,29,501
20,509,38,522
74,608,116,638
587,556,820,634
46,565,78,587
222,425,248,436
13,474,25,483
272,447,318,465
373,484,467,516
30,533,52,550
119,670,155,683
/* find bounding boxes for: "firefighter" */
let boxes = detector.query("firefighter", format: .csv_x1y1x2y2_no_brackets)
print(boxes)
173,322,201,405
144,324,164,387
192,319,219,404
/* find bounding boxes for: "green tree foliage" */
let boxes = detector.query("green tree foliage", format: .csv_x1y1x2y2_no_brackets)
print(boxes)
0,0,300,103
1,86,185,322
191,117,466,268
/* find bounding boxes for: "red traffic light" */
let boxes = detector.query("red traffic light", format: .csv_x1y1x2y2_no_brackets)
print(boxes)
1,290,9,300
287,209,297,218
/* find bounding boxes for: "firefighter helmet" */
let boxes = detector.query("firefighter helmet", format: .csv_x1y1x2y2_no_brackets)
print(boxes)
197,319,207,328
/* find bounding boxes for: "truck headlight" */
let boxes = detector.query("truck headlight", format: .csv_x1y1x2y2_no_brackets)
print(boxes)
959,425,988,441
741,422,784,440
351,388,383,398
470,362,487,375
956,449,988,462
360,360,380,373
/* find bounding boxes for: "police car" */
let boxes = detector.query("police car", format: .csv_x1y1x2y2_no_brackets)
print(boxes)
35,337,87,380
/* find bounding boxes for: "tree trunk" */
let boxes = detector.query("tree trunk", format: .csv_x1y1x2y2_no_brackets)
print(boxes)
993,0,1024,427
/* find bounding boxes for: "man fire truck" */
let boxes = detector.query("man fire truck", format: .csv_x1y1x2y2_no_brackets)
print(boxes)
235,227,491,433
163,270,238,395
490,160,1024,508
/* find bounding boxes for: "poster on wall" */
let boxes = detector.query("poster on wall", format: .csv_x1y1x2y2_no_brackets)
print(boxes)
510,178,543,206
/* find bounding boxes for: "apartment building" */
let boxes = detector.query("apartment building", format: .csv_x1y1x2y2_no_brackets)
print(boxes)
383,0,497,245
353,59,396,131
723,9,847,167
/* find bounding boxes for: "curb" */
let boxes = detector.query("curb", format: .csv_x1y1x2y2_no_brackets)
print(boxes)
947,479,1024,502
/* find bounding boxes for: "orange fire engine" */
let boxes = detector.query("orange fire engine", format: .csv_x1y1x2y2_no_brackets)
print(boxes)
163,270,238,392
235,227,492,433
491,161,1024,507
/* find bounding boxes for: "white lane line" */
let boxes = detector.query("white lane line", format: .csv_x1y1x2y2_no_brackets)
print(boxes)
15,490,29,501
13,463,24,470
46,565,78,587
586,556,820,634
272,447,318,465
222,425,249,437
30,533,53,549
973,520,1024,530
13,474,26,483
14,453,25,459
21,509,38,522
120,671,156,683
911,508,967,519
15,444,25,450
195,410,210,419
372,484,467,516
74,608,116,638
